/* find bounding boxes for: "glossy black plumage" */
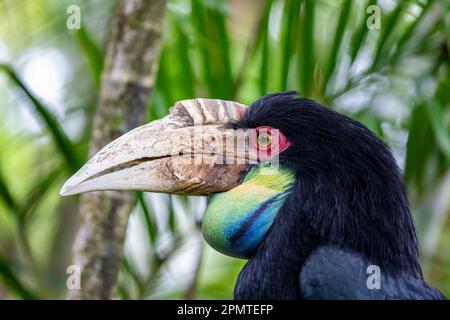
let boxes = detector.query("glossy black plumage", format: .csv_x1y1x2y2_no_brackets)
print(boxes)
301,246,446,299
232,92,446,300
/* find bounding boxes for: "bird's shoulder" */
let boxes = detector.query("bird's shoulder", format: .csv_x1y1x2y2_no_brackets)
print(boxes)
299,246,446,300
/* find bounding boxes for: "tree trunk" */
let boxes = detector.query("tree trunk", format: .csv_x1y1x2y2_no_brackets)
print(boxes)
66,0,167,300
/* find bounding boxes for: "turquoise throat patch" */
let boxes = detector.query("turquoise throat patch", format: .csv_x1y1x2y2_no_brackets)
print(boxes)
202,165,295,259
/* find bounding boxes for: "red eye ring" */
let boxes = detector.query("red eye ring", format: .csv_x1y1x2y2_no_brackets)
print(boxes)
254,126,291,159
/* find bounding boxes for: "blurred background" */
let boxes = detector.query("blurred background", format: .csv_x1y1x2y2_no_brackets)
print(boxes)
0,0,449,299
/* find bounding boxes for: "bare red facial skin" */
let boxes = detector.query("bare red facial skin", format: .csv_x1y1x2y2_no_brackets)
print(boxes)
252,126,291,161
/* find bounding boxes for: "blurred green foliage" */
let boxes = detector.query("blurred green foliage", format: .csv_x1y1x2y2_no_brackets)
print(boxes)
0,0,449,299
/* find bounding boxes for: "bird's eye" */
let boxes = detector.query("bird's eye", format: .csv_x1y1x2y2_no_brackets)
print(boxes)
253,125,291,160
257,132,271,148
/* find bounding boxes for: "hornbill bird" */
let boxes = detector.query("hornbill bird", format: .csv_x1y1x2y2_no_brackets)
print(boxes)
61,92,446,300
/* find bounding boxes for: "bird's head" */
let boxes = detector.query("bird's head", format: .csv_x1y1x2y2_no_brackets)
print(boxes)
61,92,420,275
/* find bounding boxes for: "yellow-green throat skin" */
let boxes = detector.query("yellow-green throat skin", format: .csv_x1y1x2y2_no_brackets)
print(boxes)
202,165,295,259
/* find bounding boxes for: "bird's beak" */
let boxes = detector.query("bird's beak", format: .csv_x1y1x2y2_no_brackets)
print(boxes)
60,99,250,196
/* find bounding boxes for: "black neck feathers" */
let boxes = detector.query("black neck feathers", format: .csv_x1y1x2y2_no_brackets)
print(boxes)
234,92,421,299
